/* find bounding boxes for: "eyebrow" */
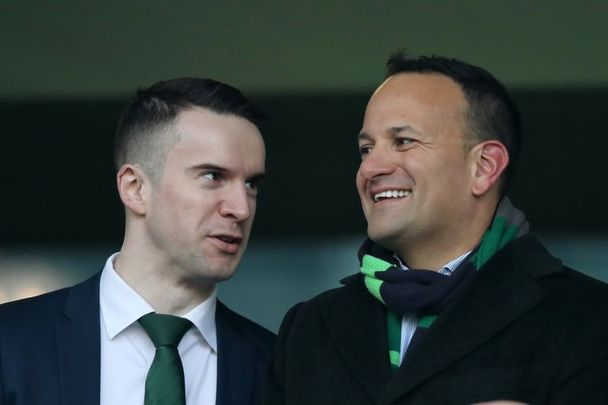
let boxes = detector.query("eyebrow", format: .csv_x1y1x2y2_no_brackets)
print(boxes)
358,125,421,142
247,172,267,184
389,125,421,136
188,163,227,173
189,163,266,182
357,132,373,143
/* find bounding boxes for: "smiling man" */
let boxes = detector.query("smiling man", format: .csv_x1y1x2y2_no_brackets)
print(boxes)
0,78,274,405
263,53,608,404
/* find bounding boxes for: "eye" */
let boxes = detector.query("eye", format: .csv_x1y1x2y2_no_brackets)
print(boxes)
395,137,416,149
245,178,263,193
202,171,221,181
358,144,373,157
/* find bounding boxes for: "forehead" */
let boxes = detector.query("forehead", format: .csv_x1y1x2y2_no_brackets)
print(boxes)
365,73,468,124
168,107,265,169
374,73,466,105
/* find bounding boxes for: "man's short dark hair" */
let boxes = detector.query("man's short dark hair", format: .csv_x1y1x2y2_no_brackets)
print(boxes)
386,52,521,196
114,77,264,181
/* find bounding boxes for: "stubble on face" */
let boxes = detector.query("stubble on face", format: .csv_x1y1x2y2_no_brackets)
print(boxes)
143,107,265,290
356,74,481,267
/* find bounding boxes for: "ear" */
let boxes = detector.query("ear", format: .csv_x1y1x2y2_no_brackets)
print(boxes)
470,140,509,197
116,164,149,216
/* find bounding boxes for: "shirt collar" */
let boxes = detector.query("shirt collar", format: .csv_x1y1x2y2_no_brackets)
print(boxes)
181,288,217,352
99,253,218,352
442,252,470,274
393,250,471,275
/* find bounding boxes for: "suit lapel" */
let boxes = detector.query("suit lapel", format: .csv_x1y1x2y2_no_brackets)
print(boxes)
56,273,101,405
380,235,562,404
321,276,392,401
215,301,257,405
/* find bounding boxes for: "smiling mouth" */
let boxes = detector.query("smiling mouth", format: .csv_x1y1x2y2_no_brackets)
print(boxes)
373,190,411,203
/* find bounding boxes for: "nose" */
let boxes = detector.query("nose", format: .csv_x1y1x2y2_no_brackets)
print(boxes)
358,148,395,180
219,184,251,221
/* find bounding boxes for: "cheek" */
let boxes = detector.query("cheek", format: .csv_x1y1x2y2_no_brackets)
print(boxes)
355,171,366,196
429,161,472,202
248,200,257,221
355,172,372,219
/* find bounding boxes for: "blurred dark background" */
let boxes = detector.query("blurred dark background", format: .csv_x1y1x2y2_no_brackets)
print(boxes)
1,1,607,330
2,89,607,245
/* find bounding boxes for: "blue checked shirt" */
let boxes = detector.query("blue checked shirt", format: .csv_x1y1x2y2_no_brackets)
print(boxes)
393,251,471,365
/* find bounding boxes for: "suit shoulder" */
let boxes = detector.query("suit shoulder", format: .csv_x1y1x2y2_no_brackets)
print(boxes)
290,275,364,314
510,235,608,309
0,273,100,329
0,285,71,326
562,265,608,290
216,301,276,348
547,265,608,308
278,276,366,330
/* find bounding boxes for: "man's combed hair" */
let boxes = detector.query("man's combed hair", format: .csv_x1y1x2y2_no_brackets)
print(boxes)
386,51,522,196
114,77,265,181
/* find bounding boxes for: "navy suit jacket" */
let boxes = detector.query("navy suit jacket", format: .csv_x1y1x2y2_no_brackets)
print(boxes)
0,272,275,405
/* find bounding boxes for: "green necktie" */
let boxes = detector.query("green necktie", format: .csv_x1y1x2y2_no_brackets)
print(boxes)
138,312,193,405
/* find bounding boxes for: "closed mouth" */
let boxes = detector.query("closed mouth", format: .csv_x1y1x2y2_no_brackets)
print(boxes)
210,234,243,245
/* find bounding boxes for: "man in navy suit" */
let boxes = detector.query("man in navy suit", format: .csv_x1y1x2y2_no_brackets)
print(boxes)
0,78,275,405
263,53,608,404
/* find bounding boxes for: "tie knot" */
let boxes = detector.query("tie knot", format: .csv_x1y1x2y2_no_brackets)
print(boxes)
138,313,193,348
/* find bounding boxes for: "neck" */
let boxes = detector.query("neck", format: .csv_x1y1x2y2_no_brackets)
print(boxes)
394,202,496,270
396,233,480,270
114,234,213,315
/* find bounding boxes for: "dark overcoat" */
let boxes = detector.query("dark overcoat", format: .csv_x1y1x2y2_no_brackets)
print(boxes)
263,235,608,404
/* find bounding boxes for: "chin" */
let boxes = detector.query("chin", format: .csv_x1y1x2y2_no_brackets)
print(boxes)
207,274,234,285
187,270,235,289
368,229,403,251
206,264,238,281
368,223,397,240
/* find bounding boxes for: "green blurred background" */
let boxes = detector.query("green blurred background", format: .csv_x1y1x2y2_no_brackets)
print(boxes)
1,0,607,332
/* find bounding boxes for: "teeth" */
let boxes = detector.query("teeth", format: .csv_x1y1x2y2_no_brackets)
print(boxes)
373,190,411,202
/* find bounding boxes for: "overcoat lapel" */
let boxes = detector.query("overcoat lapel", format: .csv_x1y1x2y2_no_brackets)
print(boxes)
321,278,393,401
215,301,257,405
379,236,562,404
56,273,102,405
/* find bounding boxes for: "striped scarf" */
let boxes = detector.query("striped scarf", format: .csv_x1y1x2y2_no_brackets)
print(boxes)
359,198,529,371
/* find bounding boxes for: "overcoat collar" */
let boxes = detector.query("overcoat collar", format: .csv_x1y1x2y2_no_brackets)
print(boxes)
321,274,393,401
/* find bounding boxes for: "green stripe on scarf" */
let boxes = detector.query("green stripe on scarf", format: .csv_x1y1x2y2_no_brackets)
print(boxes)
360,198,529,371
471,216,521,269
387,311,401,371
361,254,392,304
418,315,437,328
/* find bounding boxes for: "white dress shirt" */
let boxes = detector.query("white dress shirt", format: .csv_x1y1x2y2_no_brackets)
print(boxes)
99,253,217,405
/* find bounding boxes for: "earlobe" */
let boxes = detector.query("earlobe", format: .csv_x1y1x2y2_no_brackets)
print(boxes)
116,164,148,216
471,141,509,197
